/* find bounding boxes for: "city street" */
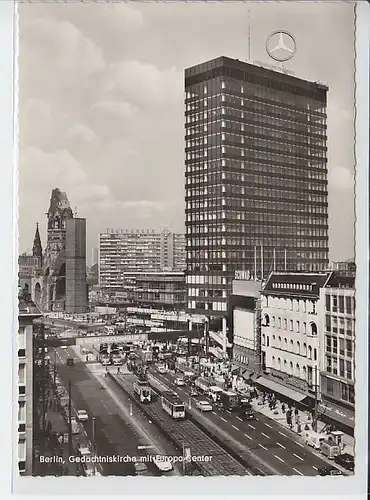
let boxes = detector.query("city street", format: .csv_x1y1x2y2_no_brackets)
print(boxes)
150,368,339,476
53,346,180,476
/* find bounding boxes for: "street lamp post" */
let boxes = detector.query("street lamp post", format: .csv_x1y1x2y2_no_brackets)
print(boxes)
53,349,57,387
92,417,96,476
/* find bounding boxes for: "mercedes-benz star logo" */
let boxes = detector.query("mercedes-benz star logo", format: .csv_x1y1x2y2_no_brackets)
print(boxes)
266,31,296,62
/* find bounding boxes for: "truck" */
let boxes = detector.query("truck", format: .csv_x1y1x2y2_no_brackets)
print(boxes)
194,377,212,394
208,386,223,403
218,390,239,411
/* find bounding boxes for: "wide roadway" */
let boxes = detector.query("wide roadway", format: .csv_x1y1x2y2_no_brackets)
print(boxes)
151,368,336,476
53,346,179,476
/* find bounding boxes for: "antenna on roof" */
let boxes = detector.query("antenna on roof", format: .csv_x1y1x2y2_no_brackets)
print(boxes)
74,206,78,217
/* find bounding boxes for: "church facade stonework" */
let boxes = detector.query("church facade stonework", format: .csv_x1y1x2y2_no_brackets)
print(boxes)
31,188,88,314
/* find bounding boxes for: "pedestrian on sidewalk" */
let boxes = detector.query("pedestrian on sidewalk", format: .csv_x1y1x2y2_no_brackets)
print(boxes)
117,366,121,374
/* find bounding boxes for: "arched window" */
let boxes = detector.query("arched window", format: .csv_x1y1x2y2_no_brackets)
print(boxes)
289,319,293,331
296,363,300,377
264,314,270,326
303,343,307,356
297,341,300,355
303,366,307,380
310,322,317,336
266,336,269,347
303,322,307,334
278,317,282,329
272,335,276,345
272,356,275,366
284,338,288,350
284,318,287,330
290,339,294,352
278,336,281,348
262,334,265,346
284,359,287,370
314,348,317,361
308,346,312,359
278,357,281,370
296,321,300,333
272,316,276,327
289,361,293,375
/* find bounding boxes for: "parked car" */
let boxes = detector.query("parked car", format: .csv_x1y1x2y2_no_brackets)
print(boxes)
134,461,150,476
71,417,79,435
76,409,89,421
196,400,213,412
153,457,173,473
334,453,354,471
318,465,343,476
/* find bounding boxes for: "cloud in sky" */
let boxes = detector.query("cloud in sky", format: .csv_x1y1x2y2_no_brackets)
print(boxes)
18,2,355,262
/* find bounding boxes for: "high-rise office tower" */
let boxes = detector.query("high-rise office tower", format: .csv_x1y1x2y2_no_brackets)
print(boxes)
185,57,329,331
65,218,88,313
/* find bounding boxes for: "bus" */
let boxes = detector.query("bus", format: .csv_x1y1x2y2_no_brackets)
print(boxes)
161,391,186,419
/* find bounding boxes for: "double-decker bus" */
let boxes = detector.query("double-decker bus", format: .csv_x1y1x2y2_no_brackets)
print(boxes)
161,391,186,419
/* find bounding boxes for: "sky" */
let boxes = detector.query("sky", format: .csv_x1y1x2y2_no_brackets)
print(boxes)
18,1,355,264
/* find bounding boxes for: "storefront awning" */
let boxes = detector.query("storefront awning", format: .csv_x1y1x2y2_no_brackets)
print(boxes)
319,401,355,429
254,376,307,403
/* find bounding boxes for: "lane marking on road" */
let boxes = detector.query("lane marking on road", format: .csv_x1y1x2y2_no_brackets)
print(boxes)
220,417,227,422
274,455,284,463
259,444,268,451
236,417,242,422
293,453,304,461
297,443,305,448
248,424,256,430
312,466,318,471
226,410,231,413
264,423,272,429
212,411,217,415
277,442,286,449
278,431,288,438
261,432,270,439
232,425,240,431
244,433,252,440
293,468,304,476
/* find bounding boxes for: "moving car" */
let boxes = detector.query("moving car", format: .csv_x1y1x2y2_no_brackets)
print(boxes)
238,408,255,420
174,378,185,387
157,365,169,374
190,388,199,397
67,357,74,366
317,465,343,476
76,409,89,421
334,453,354,471
196,400,213,412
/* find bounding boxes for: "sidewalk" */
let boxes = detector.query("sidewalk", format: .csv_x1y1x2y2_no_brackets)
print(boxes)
250,396,355,456
33,396,78,476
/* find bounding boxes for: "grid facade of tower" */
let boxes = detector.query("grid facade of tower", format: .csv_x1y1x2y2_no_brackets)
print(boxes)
185,57,329,316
